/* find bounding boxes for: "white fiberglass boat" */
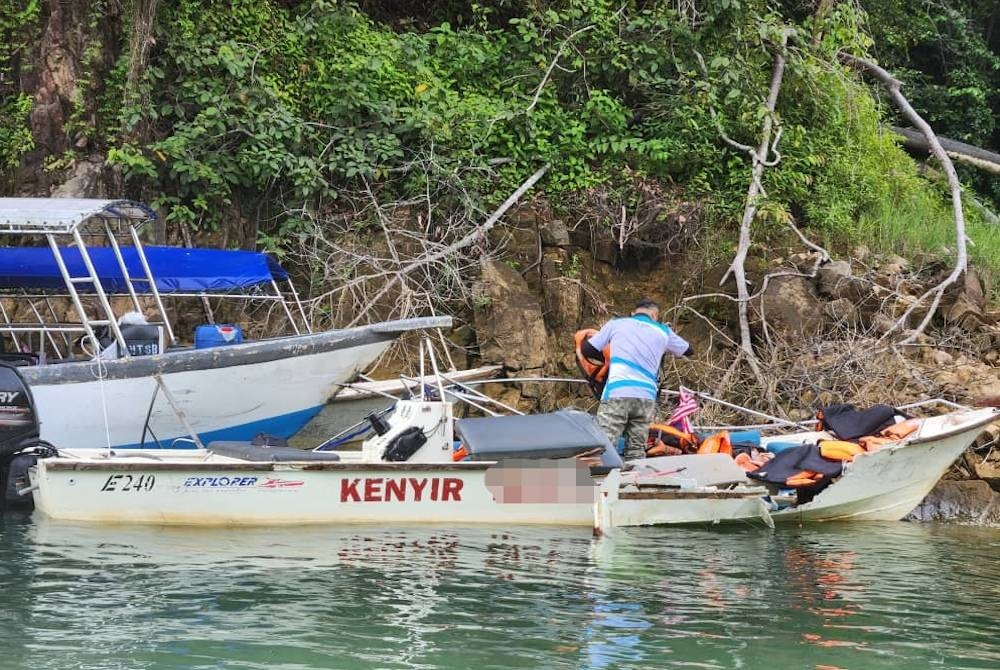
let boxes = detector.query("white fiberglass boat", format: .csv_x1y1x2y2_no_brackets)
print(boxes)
0,198,449,448
3,353,996,531
610,407,999,525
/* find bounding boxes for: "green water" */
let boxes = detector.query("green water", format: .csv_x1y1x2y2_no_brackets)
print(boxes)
1,515,999,670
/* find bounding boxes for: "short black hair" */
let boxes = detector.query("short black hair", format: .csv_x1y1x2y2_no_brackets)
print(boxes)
634,297,660,311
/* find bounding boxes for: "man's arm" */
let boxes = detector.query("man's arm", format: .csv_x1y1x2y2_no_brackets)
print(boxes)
587,321,615,352
662,326,692,358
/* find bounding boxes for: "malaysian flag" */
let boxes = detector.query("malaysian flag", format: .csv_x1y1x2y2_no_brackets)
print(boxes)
667,387,699,433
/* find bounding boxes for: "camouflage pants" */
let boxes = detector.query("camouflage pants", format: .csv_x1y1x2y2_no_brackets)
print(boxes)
595,397,656,462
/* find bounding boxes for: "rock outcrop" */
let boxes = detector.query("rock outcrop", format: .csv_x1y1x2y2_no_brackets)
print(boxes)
906,480,1000,526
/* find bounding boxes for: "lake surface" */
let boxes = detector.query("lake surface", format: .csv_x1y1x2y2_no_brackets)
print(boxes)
2,514,999,670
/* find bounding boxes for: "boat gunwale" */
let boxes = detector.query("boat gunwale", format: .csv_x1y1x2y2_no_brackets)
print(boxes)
617,489,768,500
877,408,999,452
38,459,495,472
18,316,450,384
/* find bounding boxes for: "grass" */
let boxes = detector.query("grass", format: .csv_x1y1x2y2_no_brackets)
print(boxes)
854,188,1000,281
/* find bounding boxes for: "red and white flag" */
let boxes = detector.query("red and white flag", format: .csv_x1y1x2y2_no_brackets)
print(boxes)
667,387,699,433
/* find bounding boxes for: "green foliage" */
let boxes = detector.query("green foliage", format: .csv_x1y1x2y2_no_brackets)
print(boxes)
87,0,999,273
0,93,34,169
860,1,1000,210
0,1,41,173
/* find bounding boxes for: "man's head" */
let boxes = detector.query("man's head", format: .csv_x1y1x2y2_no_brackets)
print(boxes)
633,297,660,321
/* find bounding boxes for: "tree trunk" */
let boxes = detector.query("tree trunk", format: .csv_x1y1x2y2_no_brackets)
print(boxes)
891,125,1000,175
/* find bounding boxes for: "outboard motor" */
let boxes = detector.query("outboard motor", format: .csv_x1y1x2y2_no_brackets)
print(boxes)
0,363,47,511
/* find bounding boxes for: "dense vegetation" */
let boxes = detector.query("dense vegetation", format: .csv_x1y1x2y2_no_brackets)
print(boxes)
1,1,999,270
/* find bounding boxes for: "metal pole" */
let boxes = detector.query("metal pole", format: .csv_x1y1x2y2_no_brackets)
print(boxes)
425,337,447,403
271,279,301,335
687,390,804,430
128,224,176,346
0,298,23,353
104,220,143,314
283,277,312,334
47,234,103,357
71,228,130,356
153,374,205,449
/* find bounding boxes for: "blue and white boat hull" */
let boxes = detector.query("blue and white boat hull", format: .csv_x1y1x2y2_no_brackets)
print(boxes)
21,317,448,449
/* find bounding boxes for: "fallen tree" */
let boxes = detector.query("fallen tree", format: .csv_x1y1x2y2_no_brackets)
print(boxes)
891,125,1000,176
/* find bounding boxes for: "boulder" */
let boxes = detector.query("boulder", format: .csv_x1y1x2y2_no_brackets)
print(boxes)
816,260,851,295
881,255,910,277
816,260,868,302
974,456,1000,492
519,374,557,413
756,275,823,337
539,219,570,247
906,480,1000,525
543,276,582,331
944,269,990,331
822,298,859,326
51,158,104,198
474,259,550,372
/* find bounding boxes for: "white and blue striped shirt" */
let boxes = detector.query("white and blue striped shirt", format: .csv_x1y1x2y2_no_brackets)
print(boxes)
588,315,690,400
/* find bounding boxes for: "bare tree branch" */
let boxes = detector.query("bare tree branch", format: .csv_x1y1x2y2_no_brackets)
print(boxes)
839,52,969,343
718,29,794,377
527,26,595,113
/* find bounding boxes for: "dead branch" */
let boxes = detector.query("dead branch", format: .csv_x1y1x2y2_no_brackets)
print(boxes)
300,163,551,329
718,30,793,379
527,26,594,113
839,52,969,344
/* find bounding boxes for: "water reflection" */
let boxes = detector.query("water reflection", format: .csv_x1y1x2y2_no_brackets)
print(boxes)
2,516,1000,669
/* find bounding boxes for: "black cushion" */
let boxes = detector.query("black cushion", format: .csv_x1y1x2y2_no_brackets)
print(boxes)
455,409,616,462
820,404,900,440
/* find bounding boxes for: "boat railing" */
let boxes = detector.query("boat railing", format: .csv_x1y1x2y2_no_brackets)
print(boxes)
0,198,313,362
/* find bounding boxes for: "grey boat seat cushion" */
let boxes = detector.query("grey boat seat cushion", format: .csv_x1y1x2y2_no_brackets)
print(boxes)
455,409,616,461
208,441,340,462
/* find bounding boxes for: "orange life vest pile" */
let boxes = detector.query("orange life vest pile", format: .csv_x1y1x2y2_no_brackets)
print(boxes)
644,411,923,490
772,413,922,489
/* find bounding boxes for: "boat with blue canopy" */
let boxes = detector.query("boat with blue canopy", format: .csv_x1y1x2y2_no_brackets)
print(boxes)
0,197,450,451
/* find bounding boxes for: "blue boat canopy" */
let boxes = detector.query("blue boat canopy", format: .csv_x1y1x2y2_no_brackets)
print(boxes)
0,246,290,293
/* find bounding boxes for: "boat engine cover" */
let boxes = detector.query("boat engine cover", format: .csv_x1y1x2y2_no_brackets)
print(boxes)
0,363,40,460
0,363,41,510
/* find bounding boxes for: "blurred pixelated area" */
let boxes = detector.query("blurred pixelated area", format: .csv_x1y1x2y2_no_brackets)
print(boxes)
484,459,593,504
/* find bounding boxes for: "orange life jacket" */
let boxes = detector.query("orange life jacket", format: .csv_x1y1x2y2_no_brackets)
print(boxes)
786,470,825,488
574,328,610,399
697,431,732,456
646,423,699,457
818,440,865,462
880,418,921,440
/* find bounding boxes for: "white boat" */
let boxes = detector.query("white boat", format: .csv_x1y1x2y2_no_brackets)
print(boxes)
0,198,450,448
7,350,995,530
23,399,769,529
603,407,999,526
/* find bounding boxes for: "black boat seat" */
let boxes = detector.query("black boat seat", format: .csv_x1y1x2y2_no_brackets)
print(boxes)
207,441,340,462
455,410,618,463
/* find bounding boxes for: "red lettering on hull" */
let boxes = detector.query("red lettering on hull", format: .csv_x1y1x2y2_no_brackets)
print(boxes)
385,478,406,501
339,477,465,503
363,478,383,502
408,478,428,501
341,478,361,502
442,477,463,501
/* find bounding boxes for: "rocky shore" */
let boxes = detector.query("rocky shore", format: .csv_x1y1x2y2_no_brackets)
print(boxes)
463,207,1000,524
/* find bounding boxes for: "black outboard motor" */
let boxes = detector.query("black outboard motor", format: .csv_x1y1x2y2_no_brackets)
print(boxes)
0,363,46,511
